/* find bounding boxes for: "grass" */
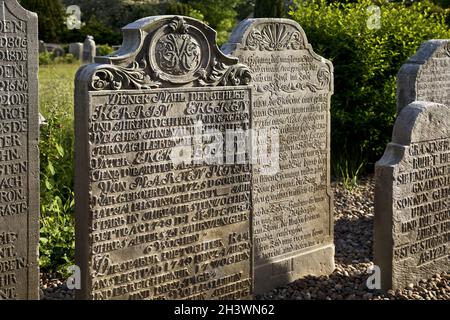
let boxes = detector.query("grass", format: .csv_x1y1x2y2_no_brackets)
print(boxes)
39,63,79,275
39,63,78,118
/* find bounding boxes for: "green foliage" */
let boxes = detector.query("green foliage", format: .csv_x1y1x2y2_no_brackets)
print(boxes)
186,0,250,45
97,44,114,56
290,0,450,180
166,2,205,23
61,0,165,44
62,15,122,45
60,0,254,46
39,52,53,66
39,64,78,275
39,52,77,65
254,0,286,18
20,0,66,42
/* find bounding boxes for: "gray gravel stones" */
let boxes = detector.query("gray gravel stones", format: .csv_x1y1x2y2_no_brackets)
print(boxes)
40,273,74,300
257,177,449,301
40,176,449,300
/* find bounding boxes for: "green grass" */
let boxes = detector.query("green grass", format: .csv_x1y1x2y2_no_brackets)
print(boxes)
39,63,79,118
39,63,79,275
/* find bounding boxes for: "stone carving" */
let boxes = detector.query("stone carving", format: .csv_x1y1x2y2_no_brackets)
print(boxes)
397,40,450,112
255,67,330,95
374,101,450,290
245,22,304,51
75,16,253,300
223,18,334,294
0,0,40,300
91,16,250,90
91,61,161,91
155,17,201,75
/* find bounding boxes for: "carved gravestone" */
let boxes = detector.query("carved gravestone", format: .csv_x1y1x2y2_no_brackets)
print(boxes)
223,18,334,293
397,40,450,112
82,35,95,64
75,16,253,300
69,42,83,61
374,101,450,290
0,0,39,300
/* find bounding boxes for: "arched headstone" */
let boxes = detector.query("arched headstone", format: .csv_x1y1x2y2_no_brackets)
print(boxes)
375,101,450,290
75,16,253,300
397,40,450,112
223,18,335,293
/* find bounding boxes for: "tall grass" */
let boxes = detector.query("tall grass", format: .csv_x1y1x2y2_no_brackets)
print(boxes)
39,63,79,275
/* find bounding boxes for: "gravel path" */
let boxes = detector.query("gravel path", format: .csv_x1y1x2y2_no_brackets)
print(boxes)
40,176,449,300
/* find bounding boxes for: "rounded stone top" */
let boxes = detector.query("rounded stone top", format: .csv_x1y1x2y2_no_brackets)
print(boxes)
392,101,450,145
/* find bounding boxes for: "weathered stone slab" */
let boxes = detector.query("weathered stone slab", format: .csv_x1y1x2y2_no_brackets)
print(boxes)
44,43,64,57
374,101,450,290
223,18,334,294
82,35,95,64
69,42,83,60
0,0,39,300
75,16,253,300
397,40,450,112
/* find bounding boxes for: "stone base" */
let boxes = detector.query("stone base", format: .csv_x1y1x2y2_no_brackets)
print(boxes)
254,244,335,295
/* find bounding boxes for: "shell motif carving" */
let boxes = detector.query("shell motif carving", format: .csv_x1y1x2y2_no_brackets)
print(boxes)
246,23,304,51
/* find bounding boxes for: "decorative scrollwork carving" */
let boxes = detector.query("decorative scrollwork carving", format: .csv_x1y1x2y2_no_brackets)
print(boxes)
91,61,161,91
155,33,201,75
89,16,252,90
246,23,304,51
168,16,189,34
198,59,252,86
444,42,450,57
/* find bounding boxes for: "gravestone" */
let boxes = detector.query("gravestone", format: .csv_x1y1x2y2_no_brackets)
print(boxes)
44,43,64,57
38,40,45,53
374,101,450,290
397,40,450,112
75,16,253,300
69,42,83,60
223,18,334,293
82,35,95,64
0,0,39,300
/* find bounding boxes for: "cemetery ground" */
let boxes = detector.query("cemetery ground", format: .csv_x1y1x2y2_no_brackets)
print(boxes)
37,63,449,300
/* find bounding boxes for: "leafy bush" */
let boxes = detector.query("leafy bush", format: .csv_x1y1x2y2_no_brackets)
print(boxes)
97,44,114,56
290,0,450,178
39,52,53,66
39,64,78,275
39,52,78,66
61,15,123,45
20,0,66,42
254,0,286,17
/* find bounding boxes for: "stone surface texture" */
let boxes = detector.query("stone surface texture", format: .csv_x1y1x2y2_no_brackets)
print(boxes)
0,0,40,300
397,40,450,113
223,18,334,294
69,42,83,60
374,101,450,290
75,16,253,300
82,35,95,64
